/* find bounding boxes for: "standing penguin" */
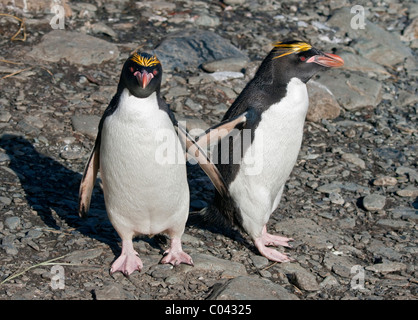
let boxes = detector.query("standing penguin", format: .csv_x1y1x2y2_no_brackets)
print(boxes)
78,51,242,275
202,40,344,262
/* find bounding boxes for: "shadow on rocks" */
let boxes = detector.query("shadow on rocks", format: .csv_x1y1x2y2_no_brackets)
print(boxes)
185,163,248,247
0,134,121,256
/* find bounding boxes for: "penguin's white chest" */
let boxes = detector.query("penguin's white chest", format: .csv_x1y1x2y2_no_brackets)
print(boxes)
100,89,188,236
229,78,309,220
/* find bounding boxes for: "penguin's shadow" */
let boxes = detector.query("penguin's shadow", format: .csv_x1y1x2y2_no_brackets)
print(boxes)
0,135,124,255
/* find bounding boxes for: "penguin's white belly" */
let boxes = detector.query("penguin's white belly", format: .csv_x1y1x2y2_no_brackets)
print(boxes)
229,78,309,235
100,90,188,237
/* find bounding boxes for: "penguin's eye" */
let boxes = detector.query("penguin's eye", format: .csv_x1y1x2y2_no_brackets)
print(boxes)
129,67,134,73
152,69,158,76
300,56,306,62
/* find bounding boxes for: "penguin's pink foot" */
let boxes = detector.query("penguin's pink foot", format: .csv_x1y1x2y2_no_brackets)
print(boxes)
254,238,294,262
110,240,143,276
160,237,193,266
261,225,294,248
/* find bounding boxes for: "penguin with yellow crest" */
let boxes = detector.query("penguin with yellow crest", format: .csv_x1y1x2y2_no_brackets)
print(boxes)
202,40,344,262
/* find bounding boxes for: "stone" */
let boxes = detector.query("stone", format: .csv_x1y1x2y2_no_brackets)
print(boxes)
202,57,249,73
0,196,12,206
306,80,341,122
317,183,341,194
208,276,299,300
4,216,21,230
341,153,366,169
365,262,407,274
94,282,136,300
327,8,412,66
178,253,247,276
401,17,418,42
362,194,386,211
154,30,248,72
250,255,269,269
315,70,382,110
320,275,339,287
338,52,390,78
376,219,412,230
279,263,320,292
396,186,418,197
323,252,359,278
71,115,101,139
0,111,11,122
396,167,418,183
329,192,345,205
209,71,245,82
64,248,103,263
29,31,119,66
1,235,18,255
373,176,398,186
194,14,220,27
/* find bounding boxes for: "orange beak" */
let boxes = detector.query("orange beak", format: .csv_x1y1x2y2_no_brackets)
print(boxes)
134,70,154,88
306,52,344,68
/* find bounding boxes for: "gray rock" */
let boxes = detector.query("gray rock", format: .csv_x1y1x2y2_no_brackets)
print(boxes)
224,0,246,5
195,14,220,27
154,30,248,72
376,219,412,230
94,282,136,300
279,263,320,292
0,111,11,122
320,275,339,287
29,31,119,66
341,153,366,169
71,115,101,139
327,8,412,66
373,176,397,186
88,22,118,39
4,216,21,230
339,217,356,229
178,253,247,276
329,192,345,205
362,194,386,211
0,196,12,205
390,207,418,220
316,70,382,110
317,183,341,194
396,186,418,197
365,262,407,274
64,248,103,263
396,166,418,183
338,52,391,78
306,80,341,122
1,235,18,255
209,71,245,82
208,275,299,300
323,252,359,278
202,57,249,73
25,229,43,239
250,255,269,269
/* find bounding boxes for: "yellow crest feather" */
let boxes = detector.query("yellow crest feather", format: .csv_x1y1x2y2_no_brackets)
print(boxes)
130,53,160,67
273,41,312,59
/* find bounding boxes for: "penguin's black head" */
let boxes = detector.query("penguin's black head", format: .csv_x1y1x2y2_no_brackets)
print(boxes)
269,40,344,84
120,52,163,98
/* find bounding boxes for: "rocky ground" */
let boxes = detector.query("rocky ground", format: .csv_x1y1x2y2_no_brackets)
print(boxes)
0,0,417,301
